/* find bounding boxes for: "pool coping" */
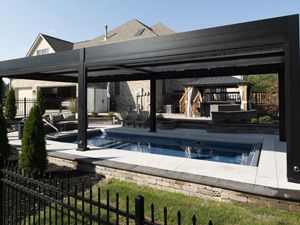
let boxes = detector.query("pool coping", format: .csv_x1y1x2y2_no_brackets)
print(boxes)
46,149,300,201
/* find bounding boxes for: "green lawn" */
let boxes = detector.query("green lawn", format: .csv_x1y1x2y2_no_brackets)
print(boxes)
26,179,300,225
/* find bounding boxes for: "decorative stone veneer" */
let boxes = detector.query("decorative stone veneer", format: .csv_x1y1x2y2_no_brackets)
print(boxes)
48,155,300,213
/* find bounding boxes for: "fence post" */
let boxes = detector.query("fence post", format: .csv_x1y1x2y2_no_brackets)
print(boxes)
0,155,4,225
135,195,144,225
24,97,26,118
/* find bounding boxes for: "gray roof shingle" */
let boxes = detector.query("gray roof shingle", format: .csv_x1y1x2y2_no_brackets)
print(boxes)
41,34,73,52
73,19,175,49
186,76,249,87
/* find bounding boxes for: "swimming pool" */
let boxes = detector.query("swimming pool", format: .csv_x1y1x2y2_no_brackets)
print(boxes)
55,131,261,166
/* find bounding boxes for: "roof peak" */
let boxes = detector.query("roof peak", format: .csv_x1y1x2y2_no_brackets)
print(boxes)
40,33,73,44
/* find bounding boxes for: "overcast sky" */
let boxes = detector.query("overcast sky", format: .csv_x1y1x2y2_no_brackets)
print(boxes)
0,0,299,61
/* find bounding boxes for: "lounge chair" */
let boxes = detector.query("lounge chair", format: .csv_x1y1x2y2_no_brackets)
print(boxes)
48,114,78,131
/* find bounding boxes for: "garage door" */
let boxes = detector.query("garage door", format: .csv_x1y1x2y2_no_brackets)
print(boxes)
17,88,33,99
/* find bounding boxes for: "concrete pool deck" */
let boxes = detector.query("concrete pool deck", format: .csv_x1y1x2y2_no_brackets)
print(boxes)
8,126,300,201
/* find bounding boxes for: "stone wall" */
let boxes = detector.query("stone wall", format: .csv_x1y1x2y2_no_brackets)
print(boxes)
112,80,164,113
48,155,300,213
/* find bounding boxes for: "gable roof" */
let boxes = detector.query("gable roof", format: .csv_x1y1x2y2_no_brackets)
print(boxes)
186,76,249,87
41,34,73,52
151,23,175,35
27,20,175,56
73,19,175,49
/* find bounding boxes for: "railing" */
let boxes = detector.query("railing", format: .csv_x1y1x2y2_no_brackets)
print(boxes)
16,98,35,117
202,92,240,103
0,155,213,225
15,97,74,118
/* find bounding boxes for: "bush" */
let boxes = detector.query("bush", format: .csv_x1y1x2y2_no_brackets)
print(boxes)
68,99,77,114
91,111,98,117
259,115,272,123
156,113,164,120
36,89,45,115
19,105,47,176
251,118,258,123
0,106,11,159
4,88,16,120
108,111,115,118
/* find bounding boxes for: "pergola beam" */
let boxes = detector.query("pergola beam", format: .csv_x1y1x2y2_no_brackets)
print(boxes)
0,15,299,182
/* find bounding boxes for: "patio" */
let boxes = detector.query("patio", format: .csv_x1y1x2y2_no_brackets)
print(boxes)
7,126,300,202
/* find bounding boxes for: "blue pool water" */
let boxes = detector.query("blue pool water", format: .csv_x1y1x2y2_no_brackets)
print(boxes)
57,132,261,166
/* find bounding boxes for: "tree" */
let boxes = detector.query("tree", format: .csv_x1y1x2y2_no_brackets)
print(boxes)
248,74,278,92
2,80,8,97
0,106,11,159
19,105,47,176
36,89,45,115
4,88,17,120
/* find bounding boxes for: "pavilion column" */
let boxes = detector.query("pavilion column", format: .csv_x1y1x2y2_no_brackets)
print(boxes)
286,16,300,183
278,69,286,142
0,77,2,107
77,48,88,151
149,78,156,132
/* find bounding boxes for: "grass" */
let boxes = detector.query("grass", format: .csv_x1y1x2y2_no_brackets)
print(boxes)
24,179,300,225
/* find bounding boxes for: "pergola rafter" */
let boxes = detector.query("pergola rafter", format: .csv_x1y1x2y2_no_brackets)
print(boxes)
0,15,299,182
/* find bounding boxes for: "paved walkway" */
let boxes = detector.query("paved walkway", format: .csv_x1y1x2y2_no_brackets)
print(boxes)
8,125,300,199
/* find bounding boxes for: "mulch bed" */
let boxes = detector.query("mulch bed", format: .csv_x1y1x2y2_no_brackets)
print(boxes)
3,148,105,224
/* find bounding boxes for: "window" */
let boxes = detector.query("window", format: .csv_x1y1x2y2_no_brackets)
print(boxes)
115,82,120,95
36,48,49,55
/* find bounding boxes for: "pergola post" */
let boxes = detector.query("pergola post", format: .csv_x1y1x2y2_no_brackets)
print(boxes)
0,77,2,107
286,15,300,182
149,78,156,132
77,48,88,151
278,69,286,142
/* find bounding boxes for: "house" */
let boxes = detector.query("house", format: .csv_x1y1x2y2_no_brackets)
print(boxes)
11,19,247,115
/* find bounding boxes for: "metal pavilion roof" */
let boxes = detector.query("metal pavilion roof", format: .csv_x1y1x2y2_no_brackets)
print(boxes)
0,15,299,183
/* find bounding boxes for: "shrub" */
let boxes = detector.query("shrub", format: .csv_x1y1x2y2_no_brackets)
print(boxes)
36,89,45,115
91,111,98,117
108,111,115,117
68,99,77,114
156,113,164,120
19,105,47,176
0,106,11,159
4,88,16,120
259,115,272,123
251,118,258,123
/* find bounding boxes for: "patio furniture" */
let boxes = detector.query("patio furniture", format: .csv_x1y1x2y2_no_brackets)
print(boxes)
123,111,137,127
136,111,150,128
48,113,78,131
112,113,124,125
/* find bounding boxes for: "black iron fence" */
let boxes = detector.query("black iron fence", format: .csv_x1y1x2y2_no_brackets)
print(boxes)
15,97,73,117
16,98,36,117
0,156,213,225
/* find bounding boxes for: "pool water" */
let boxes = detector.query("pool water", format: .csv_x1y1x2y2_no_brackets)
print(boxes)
58,132,261,166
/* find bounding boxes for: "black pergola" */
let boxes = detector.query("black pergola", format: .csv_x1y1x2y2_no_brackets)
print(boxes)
0,15,299,182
